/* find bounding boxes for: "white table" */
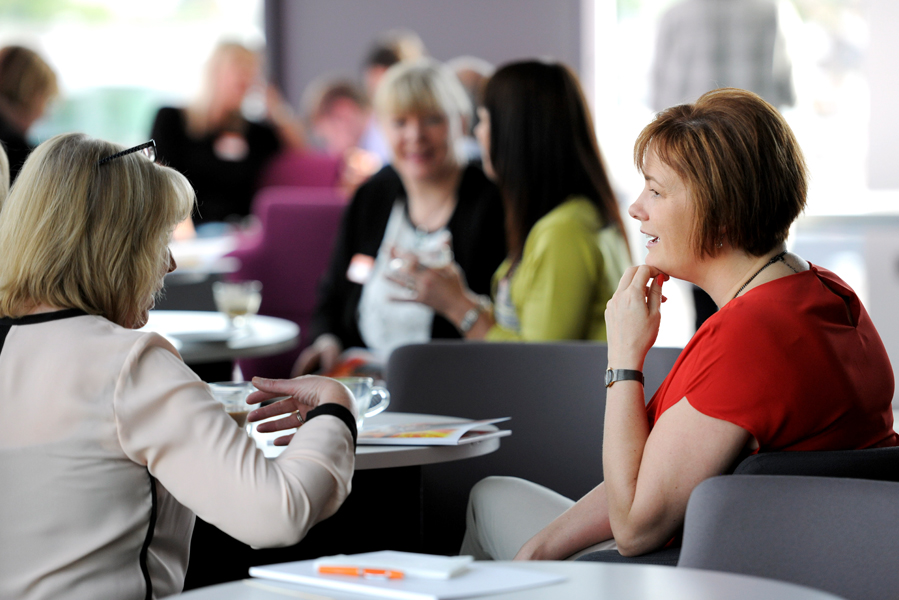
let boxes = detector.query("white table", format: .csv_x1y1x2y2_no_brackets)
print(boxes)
168,236,240,282
257,412,503,470
185,413,505,590
175,561,845,600
141,310,299,364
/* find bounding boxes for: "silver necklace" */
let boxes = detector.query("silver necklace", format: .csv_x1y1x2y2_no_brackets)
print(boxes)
732,251,795,300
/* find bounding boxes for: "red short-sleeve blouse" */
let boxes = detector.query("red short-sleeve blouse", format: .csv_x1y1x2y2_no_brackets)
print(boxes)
646,264,898,452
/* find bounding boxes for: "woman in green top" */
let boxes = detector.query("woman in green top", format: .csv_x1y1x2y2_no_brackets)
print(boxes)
391,60,631,341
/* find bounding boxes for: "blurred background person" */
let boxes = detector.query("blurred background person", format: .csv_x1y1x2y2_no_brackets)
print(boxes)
395,60,631,342
0,133,354,599
295,58,506,377
650,0,797,332
446,55,495,164
651,0,795,111
151,41,305,231
302,76,382,194
358,28,428,165
0,45,58,182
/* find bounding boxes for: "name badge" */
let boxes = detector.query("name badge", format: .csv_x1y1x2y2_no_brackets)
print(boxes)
347,254,375,284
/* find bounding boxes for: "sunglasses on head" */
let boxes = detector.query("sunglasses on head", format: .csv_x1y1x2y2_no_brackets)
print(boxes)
97,140,156,166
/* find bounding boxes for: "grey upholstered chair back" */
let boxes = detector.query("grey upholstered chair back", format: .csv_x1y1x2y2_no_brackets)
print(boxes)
384,340,681,554
733,446,899,480
679,475,899,600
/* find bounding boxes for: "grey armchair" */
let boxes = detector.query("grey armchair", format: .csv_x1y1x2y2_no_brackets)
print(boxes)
678,475,899,600
384,340,681,555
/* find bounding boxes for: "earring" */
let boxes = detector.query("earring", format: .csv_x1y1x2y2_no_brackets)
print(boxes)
716,239,723,249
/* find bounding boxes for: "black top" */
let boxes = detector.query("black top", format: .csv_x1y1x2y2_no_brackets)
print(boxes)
150,107,281,225
310,164,507,349
0,111,32,183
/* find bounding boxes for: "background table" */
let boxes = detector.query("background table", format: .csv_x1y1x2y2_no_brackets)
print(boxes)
185,412,504,591
141,310,299,365
175,561,845,600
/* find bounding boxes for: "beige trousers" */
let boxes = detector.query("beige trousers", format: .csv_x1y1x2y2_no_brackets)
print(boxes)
459,476,617,560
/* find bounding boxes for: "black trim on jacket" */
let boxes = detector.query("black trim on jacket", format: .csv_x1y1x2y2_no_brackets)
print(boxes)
139,475,159,600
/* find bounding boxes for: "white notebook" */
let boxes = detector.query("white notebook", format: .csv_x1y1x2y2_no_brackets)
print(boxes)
248,551,566,600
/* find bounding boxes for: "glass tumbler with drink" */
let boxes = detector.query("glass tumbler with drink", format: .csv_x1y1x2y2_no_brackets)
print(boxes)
208,381,256,434
212,280,262,329
332,377,391,431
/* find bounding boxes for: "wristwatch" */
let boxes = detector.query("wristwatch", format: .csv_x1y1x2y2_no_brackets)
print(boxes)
458,295,492,334
605,368,644,388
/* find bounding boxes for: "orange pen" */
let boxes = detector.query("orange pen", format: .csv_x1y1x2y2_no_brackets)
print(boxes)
317,565,405,580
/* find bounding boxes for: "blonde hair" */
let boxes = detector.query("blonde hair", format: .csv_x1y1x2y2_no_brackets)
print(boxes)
186,41,261,137
373,59,471,162
0,46,58,111
0,133,195,327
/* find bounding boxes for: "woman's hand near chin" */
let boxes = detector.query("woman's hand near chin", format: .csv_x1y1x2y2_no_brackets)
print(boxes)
604,265,668,369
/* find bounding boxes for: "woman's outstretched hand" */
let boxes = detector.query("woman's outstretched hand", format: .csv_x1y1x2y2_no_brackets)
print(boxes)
246,376,356,446
604,265,668,369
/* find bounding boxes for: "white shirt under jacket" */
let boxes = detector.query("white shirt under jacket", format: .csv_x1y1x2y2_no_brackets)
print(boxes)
0,310,355,600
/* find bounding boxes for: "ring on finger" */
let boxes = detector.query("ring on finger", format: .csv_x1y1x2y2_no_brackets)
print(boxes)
295,411,305,424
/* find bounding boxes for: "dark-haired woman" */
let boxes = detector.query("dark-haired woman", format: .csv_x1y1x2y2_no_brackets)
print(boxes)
393,60,631,342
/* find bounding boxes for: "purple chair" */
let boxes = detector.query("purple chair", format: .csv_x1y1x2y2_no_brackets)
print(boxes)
259,150,343,188
227,186,348,379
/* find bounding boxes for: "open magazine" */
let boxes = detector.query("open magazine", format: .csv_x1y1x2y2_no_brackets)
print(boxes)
358,418,511,446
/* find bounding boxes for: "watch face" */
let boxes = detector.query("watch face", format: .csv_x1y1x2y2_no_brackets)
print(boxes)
604,369,613,387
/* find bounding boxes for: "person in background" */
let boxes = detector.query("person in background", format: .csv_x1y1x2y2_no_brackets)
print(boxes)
446,55,494,164
302,77,382,193
460,89,897,563
294,58,506,377
358,29,427,165
0,133,355,599
650,0,797,331
396,60,631,342
0,45,58,181
151,41,304,229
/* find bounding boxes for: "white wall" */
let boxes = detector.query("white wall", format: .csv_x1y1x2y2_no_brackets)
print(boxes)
271,0,583,107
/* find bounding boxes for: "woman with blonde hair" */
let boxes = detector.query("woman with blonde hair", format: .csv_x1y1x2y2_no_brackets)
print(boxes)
0,133,356,599
396,60,631,342
0,45,58,180
151,41,304,226
296,58,505,376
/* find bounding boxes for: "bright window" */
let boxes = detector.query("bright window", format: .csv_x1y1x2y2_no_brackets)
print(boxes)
0,0,264,146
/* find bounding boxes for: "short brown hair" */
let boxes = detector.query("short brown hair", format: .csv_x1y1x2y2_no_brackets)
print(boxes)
0,46,58,110
304,78,368,122
0,134,194,327
634,88,807,258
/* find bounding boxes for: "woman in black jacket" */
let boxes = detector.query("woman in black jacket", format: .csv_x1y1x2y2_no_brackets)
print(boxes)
294,59,505,375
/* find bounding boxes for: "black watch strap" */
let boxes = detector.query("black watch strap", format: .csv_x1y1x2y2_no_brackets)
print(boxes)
306,404,358,449
605,369,644,388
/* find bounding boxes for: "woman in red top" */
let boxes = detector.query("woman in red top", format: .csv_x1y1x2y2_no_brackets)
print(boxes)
461,88,898,561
